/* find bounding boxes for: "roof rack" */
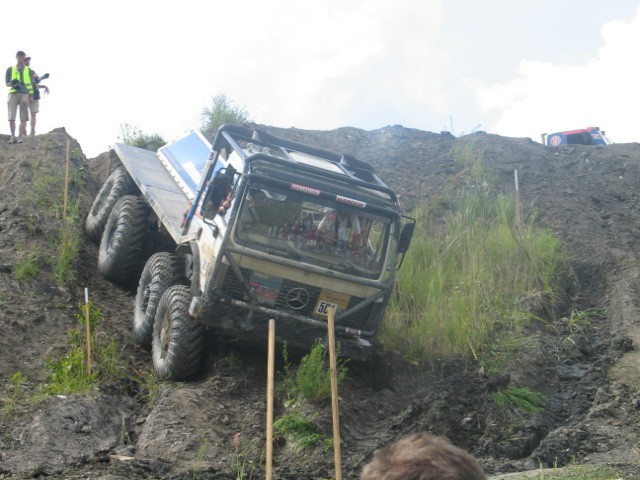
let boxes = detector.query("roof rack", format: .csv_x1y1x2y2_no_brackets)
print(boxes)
213,124,381,186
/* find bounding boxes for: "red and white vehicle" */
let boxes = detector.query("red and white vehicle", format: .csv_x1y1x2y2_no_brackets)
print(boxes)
542,127,612,147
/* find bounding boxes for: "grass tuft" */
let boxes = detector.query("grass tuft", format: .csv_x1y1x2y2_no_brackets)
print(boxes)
273,413,331,450
535,464,624,479
14,250,44,280
43,301,122,395
493,386,547,413
52,217,81,287
0,372,30,416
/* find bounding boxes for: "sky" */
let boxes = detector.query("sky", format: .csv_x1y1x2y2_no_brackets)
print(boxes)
4,0,640,157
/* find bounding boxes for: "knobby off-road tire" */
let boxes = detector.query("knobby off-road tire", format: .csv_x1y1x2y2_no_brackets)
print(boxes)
98,195,150,286
85,166,136,243
152,285,205,381
133,252,184,350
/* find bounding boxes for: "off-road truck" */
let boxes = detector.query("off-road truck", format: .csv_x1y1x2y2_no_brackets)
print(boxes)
86,124,414,380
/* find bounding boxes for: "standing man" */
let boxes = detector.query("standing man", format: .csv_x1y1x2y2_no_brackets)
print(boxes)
24,56,49,136
5,50,33,144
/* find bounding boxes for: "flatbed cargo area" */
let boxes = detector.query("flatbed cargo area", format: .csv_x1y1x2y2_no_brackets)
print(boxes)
113,142,191,241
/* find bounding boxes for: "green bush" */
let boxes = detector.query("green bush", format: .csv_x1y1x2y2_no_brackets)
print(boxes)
295,339,347,402
200,94,252,141
118,123,166,151
44,345,97,395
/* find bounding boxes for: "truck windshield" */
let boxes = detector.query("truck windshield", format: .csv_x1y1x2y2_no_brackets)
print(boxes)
234,182,391,278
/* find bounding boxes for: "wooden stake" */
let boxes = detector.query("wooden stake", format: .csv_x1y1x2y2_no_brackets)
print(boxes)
327,307,343,480
514,169,522,234
266,319,275,480
63,140,70,219
84,288,92,374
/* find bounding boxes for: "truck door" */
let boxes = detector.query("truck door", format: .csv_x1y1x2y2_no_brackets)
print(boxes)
192,152,242,292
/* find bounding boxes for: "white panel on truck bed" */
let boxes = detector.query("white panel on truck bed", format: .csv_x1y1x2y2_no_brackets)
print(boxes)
158,131,212,198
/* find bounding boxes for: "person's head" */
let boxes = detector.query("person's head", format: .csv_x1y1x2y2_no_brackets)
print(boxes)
15,50,26,66
24,56,31,67
361,432,486,480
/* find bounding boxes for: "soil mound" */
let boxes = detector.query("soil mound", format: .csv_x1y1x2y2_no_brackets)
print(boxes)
1,126,640,479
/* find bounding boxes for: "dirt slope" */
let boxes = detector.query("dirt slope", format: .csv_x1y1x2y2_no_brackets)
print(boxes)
1,126,640,479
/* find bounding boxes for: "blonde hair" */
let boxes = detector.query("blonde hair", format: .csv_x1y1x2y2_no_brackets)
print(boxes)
361,432,486,480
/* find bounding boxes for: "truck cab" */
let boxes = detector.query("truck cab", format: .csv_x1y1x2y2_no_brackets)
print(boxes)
184,125,410,361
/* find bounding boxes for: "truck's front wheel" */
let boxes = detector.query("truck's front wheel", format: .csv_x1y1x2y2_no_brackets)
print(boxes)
85,166,135,243
98,195,150,285
152,285,204,381
134,252,184,349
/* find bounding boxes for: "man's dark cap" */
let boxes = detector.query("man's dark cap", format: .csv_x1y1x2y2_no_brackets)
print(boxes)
16,51,26,57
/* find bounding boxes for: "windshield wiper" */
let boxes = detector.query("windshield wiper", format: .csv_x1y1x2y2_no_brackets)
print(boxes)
330,258,364,276
269,238,301,260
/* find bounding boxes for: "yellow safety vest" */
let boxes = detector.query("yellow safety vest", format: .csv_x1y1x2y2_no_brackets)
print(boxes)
9,66,33,94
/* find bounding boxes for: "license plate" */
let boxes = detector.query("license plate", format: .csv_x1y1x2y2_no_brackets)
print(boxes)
248,272,283,307
313,289,350,319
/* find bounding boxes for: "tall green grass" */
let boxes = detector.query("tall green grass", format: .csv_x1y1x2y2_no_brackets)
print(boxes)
28,149,84,287
383,154,567,364
52,198,82,286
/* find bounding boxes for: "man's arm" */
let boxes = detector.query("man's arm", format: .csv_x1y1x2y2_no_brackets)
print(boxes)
30,69,40,84
5,67,12,87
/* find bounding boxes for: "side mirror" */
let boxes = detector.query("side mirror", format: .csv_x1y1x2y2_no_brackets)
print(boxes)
396,218,415,271
202,167,236,219
398,222,415,254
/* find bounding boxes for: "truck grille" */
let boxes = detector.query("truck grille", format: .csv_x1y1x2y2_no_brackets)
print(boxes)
221,267,374,330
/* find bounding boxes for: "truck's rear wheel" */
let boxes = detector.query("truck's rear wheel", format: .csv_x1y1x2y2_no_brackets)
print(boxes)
85,166,136,243
152,285,204,381
98,195,150,285
134,252,184,349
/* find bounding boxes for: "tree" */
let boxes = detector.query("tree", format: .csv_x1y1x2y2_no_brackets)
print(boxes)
200,94,252,141
118,123,166,151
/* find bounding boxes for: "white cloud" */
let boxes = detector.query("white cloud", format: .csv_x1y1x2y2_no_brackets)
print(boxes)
472,5,640,143
25,0,634,156
218,1,449,131
4,0,448,156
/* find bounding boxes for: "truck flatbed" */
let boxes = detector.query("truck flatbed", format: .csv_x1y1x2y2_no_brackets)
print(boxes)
113,142,190,241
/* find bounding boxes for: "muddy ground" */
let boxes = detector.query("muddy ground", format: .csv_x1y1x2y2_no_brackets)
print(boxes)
1,126,640,479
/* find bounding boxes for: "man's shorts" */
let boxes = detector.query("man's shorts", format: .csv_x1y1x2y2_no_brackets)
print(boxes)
7,93,29,122
30,99,39,114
